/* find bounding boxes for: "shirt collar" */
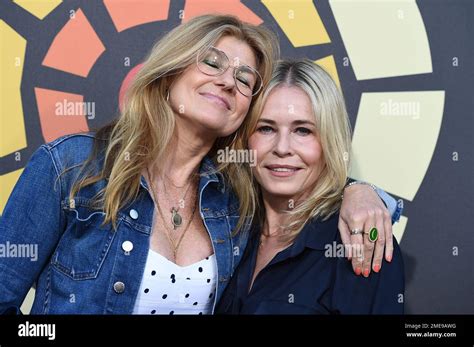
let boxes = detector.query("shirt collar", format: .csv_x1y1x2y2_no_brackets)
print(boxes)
248,212,339,260
289,212,339,257
199,156,226,193
246,213,339,273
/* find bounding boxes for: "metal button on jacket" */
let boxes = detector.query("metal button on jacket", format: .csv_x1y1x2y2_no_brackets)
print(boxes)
122,241,133,253
113,281,125,294
129,209,138,219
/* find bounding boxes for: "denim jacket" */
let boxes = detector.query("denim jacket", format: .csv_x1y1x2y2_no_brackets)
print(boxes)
0,133,401,314
0,133,250,314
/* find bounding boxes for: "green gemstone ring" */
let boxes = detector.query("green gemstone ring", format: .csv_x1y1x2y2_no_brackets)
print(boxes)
367,227,378,243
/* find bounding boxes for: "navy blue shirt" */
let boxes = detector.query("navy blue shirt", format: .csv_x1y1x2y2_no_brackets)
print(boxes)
216,212,404,314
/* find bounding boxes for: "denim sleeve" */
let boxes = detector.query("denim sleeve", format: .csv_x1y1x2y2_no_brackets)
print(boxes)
373,186,404,224
0,145,65,314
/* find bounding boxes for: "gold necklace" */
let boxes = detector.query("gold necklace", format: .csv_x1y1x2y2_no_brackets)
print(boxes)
162,176,194,230
151,168,195,230
146,167,198,259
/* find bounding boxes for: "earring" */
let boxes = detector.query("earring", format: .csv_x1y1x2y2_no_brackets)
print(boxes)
166,90,170,101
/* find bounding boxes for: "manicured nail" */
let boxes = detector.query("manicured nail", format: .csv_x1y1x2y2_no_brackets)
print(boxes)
373,264,380,273
355,267,361,276
363,269,370,277
386,254,392,263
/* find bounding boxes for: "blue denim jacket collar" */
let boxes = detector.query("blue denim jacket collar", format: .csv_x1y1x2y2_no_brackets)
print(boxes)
199,156,226,193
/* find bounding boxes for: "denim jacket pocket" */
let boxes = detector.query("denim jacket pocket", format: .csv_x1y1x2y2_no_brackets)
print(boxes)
50,197,117,280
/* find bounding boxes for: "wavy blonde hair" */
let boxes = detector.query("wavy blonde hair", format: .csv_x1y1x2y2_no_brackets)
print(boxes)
67,15,279,232
235,59,352,243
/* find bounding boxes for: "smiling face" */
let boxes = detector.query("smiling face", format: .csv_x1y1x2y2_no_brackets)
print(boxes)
168,35,258,138
248,86,325,200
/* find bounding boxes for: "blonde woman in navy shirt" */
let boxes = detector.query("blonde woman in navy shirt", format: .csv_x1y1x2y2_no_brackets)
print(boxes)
217,59,404,314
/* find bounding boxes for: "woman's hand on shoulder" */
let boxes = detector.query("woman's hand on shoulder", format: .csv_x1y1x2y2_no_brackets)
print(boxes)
338,183,393,277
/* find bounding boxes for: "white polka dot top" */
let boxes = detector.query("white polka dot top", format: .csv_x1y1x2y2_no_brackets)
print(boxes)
132,249,217,315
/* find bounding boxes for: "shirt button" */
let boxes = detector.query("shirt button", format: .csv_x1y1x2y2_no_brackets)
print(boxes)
113,281,125,294
129,209,138,220
122,241,133,253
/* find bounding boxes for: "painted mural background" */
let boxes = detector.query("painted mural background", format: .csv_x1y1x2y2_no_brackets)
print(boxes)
1,0,472,314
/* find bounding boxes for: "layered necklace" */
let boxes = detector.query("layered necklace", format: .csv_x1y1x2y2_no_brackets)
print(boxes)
163,172,195,230
146,167,199,259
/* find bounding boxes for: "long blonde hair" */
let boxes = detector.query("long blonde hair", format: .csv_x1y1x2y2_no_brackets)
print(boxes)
236,59,352,243
67,15,279,232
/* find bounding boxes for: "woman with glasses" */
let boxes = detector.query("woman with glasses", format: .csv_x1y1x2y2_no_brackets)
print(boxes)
0,15,399,314
217,59,404,314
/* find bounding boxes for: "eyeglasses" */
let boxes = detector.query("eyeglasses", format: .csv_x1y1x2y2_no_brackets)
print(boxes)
196,46,263,97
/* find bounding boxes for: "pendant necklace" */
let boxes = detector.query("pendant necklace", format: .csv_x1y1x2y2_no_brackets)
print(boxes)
146,167,198,259
147,167,195,230
165,174,195,230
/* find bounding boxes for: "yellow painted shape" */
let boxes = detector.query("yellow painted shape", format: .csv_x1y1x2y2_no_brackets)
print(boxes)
315,55,340,89
350,91,445,201
393,215,407,243
13,0,62,20
0,20,27,157
21,287,35,314
0,168,23,215
262,0,330,47
329,0,432,80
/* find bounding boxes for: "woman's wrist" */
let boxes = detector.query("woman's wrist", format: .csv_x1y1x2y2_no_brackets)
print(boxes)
341,181,377,200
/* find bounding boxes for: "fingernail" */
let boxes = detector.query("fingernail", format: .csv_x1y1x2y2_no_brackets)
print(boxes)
363,269,369,277
386,255,392,263
355,267,361,276
374,264,380,273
